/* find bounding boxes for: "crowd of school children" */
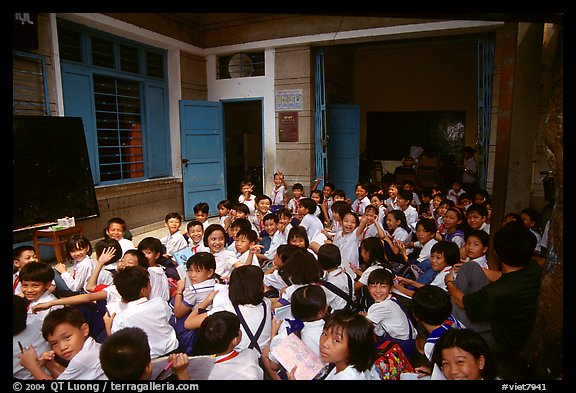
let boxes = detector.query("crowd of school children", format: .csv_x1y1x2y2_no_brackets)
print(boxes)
13,169,551,381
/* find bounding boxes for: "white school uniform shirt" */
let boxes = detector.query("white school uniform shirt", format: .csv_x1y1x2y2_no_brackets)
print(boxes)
118,237,135,256
269,319,325,364
270,185,286,206
413,238,438,263
385,197,399,213
361,223,379,241
56,337,107,380
94,259,117,287
366,294,416,340
111,297,179,359
182,278,218,310
358,264,385,286
391,227,411,247
238,194,256,215
263,230,287,261
209,348,263,380
60,255,93,292
237,250,259,267
447,188,465,204
208,286,272,352
326,364,373,380
280,222,293,238
402,205,419,232
352,196,371,216
28,290,62,321
430,266,453,292
287,197,302,216
300,213,324,242
377,205,386,227
188,240,209,255
161,231,188,257
264,270,288,292
102,285,125,316
213,248,240,277
333,230,362,278
322,268,355,312
13,313,51,380
148,266,170,302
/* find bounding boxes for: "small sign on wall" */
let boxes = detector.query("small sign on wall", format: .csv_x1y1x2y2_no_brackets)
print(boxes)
279,111,298,142
275,89,303,111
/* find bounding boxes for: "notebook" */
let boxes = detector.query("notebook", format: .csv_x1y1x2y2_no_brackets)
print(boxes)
151,354,215,380
270,333,326,380
172,247,193,266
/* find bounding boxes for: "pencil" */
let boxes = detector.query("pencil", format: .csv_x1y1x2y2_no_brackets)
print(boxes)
18,341,24,353
155,360,173,380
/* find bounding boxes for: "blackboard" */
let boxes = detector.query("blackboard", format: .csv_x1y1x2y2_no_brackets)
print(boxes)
13,115,100,231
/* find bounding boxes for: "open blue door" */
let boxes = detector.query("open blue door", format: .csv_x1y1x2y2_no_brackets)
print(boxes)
327,104,360,199
180,100,226,219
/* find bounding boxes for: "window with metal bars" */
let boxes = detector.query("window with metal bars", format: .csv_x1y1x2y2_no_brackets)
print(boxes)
94,75,144,182
217,52,265,79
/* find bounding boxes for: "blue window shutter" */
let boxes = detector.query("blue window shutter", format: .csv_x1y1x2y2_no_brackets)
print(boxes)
61,63,100,184
144,82,171,178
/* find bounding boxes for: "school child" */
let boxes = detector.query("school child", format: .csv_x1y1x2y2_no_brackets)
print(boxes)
252,194,273,235
287,225,310,250
310,189,328,224
160,212,189,258
263,285,328,379
194,311,264,380
442,207,466,249
370,193,387,227
457,192,473,212
402,180,422,212
193,202,210,230
351,182,371,216
315,310,376,380
234,227,261,268
13,294,51,380
287,182,305,221
19,262,63,322
19,306,107,380
325,200,351,235
359,204,386,241
270,172,288,214
434,198,455,239
447,180,465,204
254,213,287,267
105,217,135,255
171,252,221,355
186,265,273,356
298,197,325,243
263,244,299,298
427,192,445,221
204,223,241,279
106,265,179,359
431,328,498,380
410,284,463,379
217,199,233,228
382,210,412,264
520,207,542,253
53,234,94,294
124,249,170,302
184,220,209,255
332,211,367,278
317,181,336,225
396,189,419,233
86,238,124,289
238,179,257,215
463,203,490,236
317,243,355,313
99,326,153,380
277,208,295,238
408,218,438,265
226,217,253,252
384,182,400,215
394,241,460,297
352,237,394,311
361,269,417,358
13,245,39,295
137,236,180,282
278,248,324,304
418,187,433,219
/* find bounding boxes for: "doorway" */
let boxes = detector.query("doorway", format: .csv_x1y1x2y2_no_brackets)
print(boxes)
223,99,263,199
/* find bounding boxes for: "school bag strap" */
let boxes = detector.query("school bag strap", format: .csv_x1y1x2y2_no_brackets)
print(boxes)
321,272,356,310
232,301,267,354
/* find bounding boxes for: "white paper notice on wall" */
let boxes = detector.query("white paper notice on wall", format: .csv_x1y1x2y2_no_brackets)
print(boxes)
275,89,303,111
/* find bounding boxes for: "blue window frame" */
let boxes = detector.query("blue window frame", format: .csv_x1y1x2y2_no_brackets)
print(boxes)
57,19,171,185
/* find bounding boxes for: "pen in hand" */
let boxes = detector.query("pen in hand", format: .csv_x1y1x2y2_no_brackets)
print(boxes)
18,341,24,353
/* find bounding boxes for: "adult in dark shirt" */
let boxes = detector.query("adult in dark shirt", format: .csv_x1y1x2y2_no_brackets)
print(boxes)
444,221,542,379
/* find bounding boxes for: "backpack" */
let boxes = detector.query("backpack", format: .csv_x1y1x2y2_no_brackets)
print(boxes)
321,272,362,313
373,339,415,380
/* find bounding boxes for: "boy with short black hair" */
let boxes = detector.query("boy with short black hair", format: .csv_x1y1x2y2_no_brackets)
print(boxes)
13,245,39,295
100,326,152,380
19,306,107,380
287,183,305,221
193,202,210,229
105,217,135,255
19,262,62,322
298,197,324,242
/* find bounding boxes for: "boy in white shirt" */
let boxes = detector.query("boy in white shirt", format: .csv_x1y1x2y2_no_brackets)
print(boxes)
238,180,257,216
397,189,419,233
105,217,135,256
351,182,371,216
255,213,287,266
234,228,260,268
298,198,324,243
106,266,179,359
19,262,63,322
160,212,189,259
270,172,288,214
287,183,305,221
185,220,210,255
193,202,210,230
19,307,107,380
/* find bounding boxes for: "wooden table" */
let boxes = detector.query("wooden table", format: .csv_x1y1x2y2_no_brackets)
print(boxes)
33,225,83,264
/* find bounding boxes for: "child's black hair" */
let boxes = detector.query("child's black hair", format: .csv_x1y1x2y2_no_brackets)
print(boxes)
19,261,54,284
317,243,342,270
